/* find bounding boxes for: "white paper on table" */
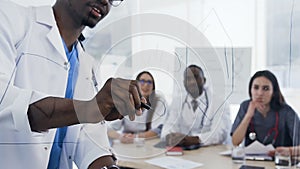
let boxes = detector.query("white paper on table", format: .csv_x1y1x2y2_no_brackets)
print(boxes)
145,156,203,169
219,149,232,156
219,141,275,156
245,140,275,154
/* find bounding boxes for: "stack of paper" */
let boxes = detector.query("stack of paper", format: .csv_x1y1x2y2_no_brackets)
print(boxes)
245,141,275,155
244,141,274,161
219,141,275,161
145,157,203,169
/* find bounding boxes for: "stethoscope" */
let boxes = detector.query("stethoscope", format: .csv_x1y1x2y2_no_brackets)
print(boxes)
181,89,210,129
248,111,279,144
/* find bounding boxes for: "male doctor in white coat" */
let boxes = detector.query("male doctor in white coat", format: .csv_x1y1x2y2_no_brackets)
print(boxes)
0,0,144,169
161,65,231,148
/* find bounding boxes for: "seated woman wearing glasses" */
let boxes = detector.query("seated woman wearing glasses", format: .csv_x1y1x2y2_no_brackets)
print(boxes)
107,71,167,143
231,70,300,156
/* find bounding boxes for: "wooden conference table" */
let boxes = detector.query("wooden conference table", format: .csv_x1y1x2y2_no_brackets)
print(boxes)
112,138,275,169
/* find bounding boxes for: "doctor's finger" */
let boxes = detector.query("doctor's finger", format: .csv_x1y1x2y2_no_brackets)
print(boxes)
126,94,143,120
113,78,142,110
110,83,137,120
111,93,135,118
129,80,143,110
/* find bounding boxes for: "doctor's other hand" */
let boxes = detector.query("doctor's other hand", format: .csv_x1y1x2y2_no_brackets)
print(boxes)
166,133,200,147
94,78,143,121
166,133,185,146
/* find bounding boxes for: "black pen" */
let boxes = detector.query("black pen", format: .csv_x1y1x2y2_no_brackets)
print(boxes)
141,102,152,110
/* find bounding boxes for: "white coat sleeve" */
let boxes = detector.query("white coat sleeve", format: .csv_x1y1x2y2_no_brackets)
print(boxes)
160,102,181,141
150,95,168,134
74,123,113,169
107,119,123,131
0,2,48,134
197,103,231,146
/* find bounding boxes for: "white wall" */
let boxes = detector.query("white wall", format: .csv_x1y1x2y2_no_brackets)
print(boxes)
10,0,54,6
130,0,256,106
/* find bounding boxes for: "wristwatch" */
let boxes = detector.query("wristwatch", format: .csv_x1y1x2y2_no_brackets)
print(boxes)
100,164,120,169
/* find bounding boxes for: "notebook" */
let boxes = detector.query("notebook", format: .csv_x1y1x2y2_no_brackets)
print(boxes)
165,146,183,156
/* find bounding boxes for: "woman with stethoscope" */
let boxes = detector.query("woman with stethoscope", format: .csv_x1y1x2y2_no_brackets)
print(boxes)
231,70,300,156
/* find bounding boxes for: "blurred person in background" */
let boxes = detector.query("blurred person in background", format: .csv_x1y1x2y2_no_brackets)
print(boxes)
161,65,231,149
231,70,300,156
108,71,167,144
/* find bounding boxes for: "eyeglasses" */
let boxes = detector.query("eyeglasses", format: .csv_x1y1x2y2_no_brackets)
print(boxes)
139,79,153,85
109,0,124,7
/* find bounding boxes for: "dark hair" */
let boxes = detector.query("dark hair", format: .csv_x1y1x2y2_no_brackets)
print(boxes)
136,71,159,130
248,70,285,111
186,64,205,77
135,71,155,90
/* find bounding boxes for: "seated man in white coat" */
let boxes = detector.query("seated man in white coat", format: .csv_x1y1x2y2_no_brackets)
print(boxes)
0,0,144,169
161,65,231,149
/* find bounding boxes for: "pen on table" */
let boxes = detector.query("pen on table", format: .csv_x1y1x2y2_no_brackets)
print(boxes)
141,102,152,110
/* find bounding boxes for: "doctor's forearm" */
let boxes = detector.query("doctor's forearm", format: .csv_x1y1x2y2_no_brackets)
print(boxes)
27,97,103,132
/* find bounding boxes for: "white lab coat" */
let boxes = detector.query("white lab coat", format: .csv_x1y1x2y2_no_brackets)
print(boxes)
0,1,112,169
161,89,231,146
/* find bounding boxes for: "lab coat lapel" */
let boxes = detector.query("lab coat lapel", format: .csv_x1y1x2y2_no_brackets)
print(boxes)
35,6,67,63
73,43,97,100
